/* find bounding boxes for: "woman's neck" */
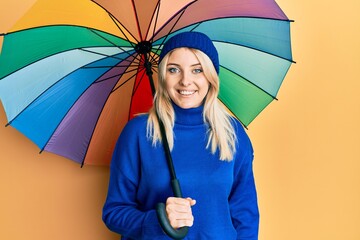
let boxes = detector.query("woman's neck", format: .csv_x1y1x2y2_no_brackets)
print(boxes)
172,103,204,126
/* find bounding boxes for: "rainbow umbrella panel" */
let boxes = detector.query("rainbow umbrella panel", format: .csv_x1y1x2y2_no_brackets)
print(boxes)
0,0,294,166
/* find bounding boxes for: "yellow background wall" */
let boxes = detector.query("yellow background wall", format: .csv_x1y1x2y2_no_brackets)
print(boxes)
1,0,359,239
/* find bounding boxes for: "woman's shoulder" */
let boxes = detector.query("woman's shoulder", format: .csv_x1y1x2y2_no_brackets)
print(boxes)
121,114,148,136
127,113,148,126
230,117,253,157
230,117,248,139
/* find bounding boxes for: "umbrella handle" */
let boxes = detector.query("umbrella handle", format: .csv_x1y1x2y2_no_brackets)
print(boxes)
156,203,189,240
156,179,189,239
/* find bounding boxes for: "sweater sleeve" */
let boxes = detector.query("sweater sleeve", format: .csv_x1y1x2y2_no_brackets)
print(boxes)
229,124,260,240
102,118,165,239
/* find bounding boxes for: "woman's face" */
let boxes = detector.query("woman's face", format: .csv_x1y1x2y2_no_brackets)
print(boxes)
165,48,210,109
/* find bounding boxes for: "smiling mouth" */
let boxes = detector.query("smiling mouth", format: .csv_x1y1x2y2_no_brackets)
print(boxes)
178,90,196,96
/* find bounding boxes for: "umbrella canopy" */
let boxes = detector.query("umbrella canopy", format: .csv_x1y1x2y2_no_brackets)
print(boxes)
0,0,294,166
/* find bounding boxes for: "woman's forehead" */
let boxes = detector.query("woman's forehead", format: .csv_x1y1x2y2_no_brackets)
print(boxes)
167,48,201,66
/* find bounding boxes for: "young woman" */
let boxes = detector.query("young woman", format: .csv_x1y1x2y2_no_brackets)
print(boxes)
103,32,259,239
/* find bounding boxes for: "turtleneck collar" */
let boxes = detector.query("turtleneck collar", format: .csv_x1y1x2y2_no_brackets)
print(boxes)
172,102,204,126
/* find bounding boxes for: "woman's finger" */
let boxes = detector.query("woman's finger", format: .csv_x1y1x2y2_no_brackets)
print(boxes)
166,197,196,228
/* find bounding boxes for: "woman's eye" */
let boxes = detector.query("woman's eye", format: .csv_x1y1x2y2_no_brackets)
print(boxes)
193,68,203,74
168,67,180,73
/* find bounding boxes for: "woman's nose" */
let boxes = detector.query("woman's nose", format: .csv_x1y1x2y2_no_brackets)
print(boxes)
180,72,192,86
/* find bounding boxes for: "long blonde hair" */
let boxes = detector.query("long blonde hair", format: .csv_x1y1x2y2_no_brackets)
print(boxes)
147,48,236,161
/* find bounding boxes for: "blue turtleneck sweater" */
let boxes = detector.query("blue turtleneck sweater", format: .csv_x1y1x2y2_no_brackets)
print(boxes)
103,104,259,239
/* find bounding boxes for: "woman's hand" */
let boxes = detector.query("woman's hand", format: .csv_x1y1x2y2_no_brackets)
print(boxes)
166,197,196,229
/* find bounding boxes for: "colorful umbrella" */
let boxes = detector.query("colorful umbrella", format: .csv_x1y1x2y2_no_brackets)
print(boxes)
0,0,294,167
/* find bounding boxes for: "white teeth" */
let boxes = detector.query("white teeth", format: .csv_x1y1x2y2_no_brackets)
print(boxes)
179,90,195,95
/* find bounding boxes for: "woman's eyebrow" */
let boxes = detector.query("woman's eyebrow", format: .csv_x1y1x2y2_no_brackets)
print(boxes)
166,63,180,67
166,63,201,67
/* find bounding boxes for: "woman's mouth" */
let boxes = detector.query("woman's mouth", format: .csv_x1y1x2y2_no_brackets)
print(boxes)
178,90,196,96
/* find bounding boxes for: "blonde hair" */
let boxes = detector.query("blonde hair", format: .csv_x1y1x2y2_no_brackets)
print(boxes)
147,48,236,161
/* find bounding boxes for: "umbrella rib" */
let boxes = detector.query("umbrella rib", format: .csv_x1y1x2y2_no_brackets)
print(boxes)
151,0,197,41
79,98,108,167
82,61,142,70
88,28,141,62
79,48,144,69
131,0,144,41
147,0,161,43
110,68,141,93
82,65,133,69
106,12,139,47
132,67,147,97
94,67,139,84
186,22,202,32
215,39,295,63
79,48,135,63
79,86,116,167
149,6,190,64
90,0,139,44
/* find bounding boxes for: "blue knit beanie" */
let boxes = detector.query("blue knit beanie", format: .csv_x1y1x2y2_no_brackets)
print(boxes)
159,32,219,73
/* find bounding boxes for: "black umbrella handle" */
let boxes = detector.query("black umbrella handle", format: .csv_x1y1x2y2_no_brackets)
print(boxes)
154,117,190,239
144,54,189,239
156,179,189,240
153,105,189,238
